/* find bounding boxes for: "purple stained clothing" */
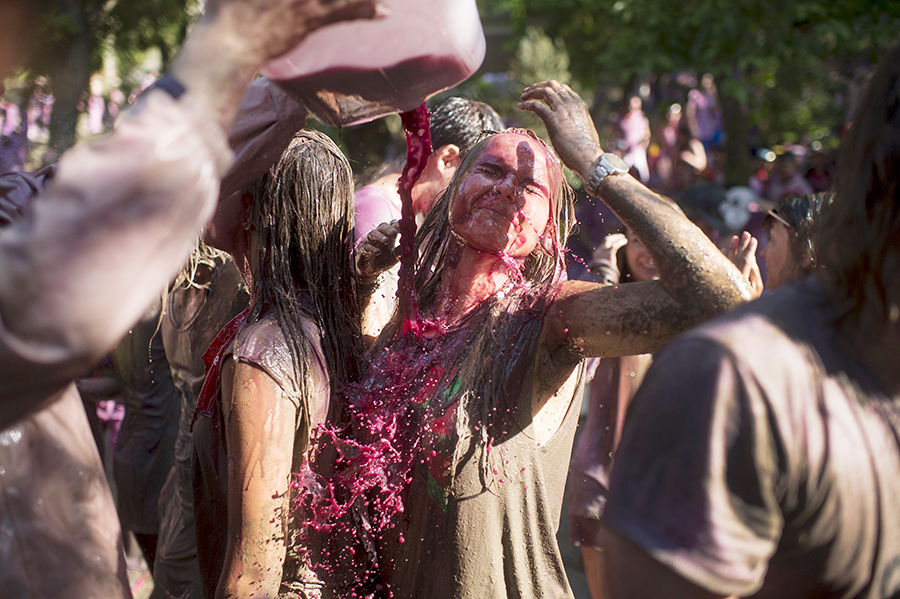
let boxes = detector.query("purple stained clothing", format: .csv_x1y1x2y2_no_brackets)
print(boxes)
354,183,401,246
604,277,900,598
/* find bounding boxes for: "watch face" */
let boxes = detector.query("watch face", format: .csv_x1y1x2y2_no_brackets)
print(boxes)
602,153,629,173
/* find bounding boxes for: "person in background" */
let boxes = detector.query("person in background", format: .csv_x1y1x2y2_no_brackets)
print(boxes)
619,95,651,183
356,96,506,240
653,103,683,188
685,73,723,152
759,193,828,291
111,297,181,572
767,152,814,203
599,44,900,599
804,150,833,193
567,228,658,599
154,243,249,599
665,126,708,196
676,182,730,246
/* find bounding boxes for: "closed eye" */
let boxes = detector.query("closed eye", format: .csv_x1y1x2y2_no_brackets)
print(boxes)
477,163,504,177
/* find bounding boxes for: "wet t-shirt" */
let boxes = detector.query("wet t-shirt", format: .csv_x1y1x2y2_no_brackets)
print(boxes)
371,297,586,599
192,313,331,599
604,276,900,598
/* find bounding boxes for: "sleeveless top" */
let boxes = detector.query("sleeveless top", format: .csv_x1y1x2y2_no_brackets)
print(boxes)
364,292,586,599
192,313,333,599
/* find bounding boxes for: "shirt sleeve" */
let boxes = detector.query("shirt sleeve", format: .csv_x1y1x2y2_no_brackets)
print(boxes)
354,185,402,247
220,77,309,199
602,336,783,597
0,88,231,424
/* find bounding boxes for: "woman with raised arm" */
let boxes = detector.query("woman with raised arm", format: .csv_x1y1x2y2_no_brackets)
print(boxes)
191,130,365,599
348,80,753,599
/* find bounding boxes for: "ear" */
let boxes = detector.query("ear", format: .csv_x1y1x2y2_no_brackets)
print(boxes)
434,144,461,174
799,249,813,270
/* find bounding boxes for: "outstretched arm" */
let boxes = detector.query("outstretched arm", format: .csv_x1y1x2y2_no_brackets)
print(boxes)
0,0,379,424
519,80,752,360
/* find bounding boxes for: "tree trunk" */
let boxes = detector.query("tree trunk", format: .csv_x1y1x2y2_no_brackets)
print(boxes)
48,11,91,155
719,86,751,188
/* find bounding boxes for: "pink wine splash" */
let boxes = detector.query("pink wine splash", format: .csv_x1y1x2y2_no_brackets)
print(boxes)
396,103,433,339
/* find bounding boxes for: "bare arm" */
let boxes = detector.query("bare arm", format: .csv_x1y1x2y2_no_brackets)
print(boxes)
0,0,379,424
600,528,734,599
519,81,752,361
357,220,401,345
217,358,297,599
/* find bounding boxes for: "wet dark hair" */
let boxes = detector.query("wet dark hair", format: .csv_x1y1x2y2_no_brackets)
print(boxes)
816,44,900,332
764,192,830,272
249,130,362,450
429,96,505,157
373,128,576,486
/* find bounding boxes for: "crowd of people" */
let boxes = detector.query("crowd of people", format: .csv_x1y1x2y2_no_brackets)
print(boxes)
0,1,898,598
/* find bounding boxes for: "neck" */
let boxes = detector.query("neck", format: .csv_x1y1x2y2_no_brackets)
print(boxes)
434,243,519,323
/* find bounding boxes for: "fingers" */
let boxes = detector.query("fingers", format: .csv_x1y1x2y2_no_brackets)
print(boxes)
728,235,739,259
365,229,394,249
517,98,552,122
521,80,577,101
357,220,400,280
605,233,628,250
743,234,758,257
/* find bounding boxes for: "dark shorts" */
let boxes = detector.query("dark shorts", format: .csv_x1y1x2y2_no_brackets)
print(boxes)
568,515,604,549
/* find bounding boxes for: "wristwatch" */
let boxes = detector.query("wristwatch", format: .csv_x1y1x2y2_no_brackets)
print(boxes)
586,153,629,197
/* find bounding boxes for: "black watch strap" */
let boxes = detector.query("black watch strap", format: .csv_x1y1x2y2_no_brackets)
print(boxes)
152,75,186,100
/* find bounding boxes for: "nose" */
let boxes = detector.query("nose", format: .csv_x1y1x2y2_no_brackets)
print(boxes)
495,174,522,206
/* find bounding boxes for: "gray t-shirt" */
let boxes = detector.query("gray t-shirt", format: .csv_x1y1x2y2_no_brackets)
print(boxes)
604,276,900,598
373,296,585,599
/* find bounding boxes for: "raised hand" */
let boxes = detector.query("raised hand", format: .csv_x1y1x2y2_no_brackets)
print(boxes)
727,231,764,298
357,220,401,285
592,233,628,268
518,80,602,178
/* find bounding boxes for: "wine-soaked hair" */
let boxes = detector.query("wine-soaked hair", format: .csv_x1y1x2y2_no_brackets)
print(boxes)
249,130,363,449
816,44,900,333
372,129,576,488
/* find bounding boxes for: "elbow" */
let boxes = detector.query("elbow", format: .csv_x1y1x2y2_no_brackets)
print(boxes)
708,275,755,317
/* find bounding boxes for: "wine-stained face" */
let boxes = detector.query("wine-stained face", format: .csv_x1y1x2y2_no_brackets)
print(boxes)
448,133,553,260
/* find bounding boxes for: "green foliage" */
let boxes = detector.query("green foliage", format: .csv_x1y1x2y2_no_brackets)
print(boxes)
507,0,900,149
107,0,200,78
